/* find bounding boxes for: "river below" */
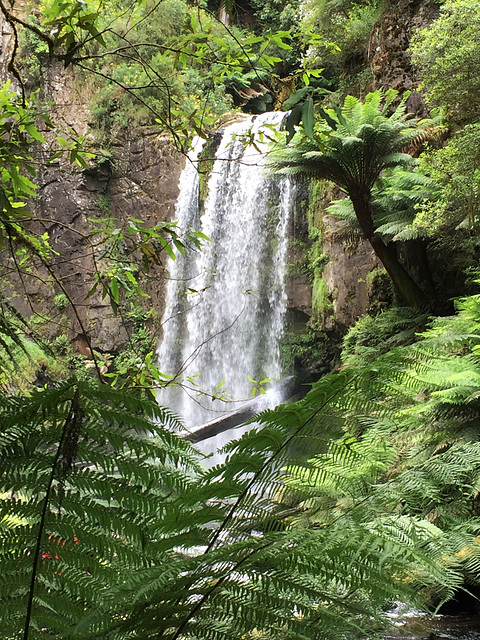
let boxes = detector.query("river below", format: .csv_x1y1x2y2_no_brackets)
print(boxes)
385,609,480,639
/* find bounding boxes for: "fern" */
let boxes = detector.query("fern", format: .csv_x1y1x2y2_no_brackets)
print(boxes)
0,379,202,639
5,294,480,639
328,167,439,242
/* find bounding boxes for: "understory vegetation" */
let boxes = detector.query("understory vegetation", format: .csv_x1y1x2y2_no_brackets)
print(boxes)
2,0,480,637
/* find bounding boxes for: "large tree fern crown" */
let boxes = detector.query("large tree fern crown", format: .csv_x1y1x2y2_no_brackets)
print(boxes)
267,90,420,194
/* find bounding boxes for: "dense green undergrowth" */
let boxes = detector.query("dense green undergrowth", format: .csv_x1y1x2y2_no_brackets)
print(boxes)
5,290,480,638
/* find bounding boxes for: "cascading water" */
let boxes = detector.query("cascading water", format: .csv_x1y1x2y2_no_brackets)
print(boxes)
157,112,294,433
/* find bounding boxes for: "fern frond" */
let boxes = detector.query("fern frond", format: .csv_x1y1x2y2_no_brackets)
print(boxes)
0,378,206,639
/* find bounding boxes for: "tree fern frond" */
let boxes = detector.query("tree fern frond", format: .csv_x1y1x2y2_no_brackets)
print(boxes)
0,378,212,639
7,292,480,639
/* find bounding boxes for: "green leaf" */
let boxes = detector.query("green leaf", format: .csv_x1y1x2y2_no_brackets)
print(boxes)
25,125,46,143
282,86,310,110
85,281,99,299
0,187,7,212
318,107,338,131
285,102,303,143
271,34,292,50
110,278,120,304
302,97,315,139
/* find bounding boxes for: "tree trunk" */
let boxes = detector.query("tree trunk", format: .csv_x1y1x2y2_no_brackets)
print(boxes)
352,195,430,310
402,238,439,306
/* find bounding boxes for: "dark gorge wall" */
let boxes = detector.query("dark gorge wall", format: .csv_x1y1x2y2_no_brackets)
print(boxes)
1,12,184,353
34,123,183,353
370,0,439,96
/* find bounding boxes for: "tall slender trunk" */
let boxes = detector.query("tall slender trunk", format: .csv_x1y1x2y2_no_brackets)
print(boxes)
352,194,429,310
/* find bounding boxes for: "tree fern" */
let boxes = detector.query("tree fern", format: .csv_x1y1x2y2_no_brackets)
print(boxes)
0,380,202,639
328,167,439,242
268,90,431,308
110,347,478,640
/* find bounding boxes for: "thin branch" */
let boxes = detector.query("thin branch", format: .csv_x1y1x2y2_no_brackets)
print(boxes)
5,224,104,379
0,0,54,56
199,5,270,87
73,41,272,72
165,296,247,384
5,230,38,318
23,385,79,640
121,0,164,39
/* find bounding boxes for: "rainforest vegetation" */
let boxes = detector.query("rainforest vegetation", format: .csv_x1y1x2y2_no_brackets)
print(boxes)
2,0,480,638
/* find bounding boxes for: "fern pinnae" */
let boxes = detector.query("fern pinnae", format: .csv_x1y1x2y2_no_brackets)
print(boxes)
204,372,357,551
22,385,81,640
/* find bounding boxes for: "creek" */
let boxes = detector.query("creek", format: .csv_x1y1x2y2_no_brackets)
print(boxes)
384,604,480,640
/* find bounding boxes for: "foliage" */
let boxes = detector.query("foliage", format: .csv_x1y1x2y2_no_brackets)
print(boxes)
413,123,480,237
0,81,48,244
341,306,428,366
249,0,303,74
5,268,480,639
328,165,439,242
410,0,480,123
268,89,418,189
53,294,69,310
281,325,335,376
4,289,480,638
300,0,386,76
0,355,475,640
4,2,480,638
87,215,209,315
82,0,198,130
268,89,430,308
277,291,480,607
0,379,202,639
311,273,333,327
0,335,76,390
0,295,31,368
105,304,162,390
6,0,294,145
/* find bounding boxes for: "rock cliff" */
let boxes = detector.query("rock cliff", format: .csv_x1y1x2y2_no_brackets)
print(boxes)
1,10,184,352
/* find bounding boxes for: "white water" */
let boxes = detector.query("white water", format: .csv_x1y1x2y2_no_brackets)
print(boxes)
157,113,294,429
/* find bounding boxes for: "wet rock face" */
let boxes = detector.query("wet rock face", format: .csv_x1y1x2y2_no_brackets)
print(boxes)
322,227,379,331
5,64,184,353
370,0,439,110
33,127,184,353
0,15,185,353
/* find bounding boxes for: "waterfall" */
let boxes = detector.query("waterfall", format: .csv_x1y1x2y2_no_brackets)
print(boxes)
157,113,294,430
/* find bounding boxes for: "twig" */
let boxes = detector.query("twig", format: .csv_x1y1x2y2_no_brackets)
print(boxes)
23,385,79,640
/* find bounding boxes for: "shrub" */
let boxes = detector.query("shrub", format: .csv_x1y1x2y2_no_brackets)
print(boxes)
410,0,480,123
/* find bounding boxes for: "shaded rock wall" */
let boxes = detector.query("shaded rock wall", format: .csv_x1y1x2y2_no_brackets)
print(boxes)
33,122,183,352
322,229,379,331
0,30,184,352
370,0,439,110
300,183,380,334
